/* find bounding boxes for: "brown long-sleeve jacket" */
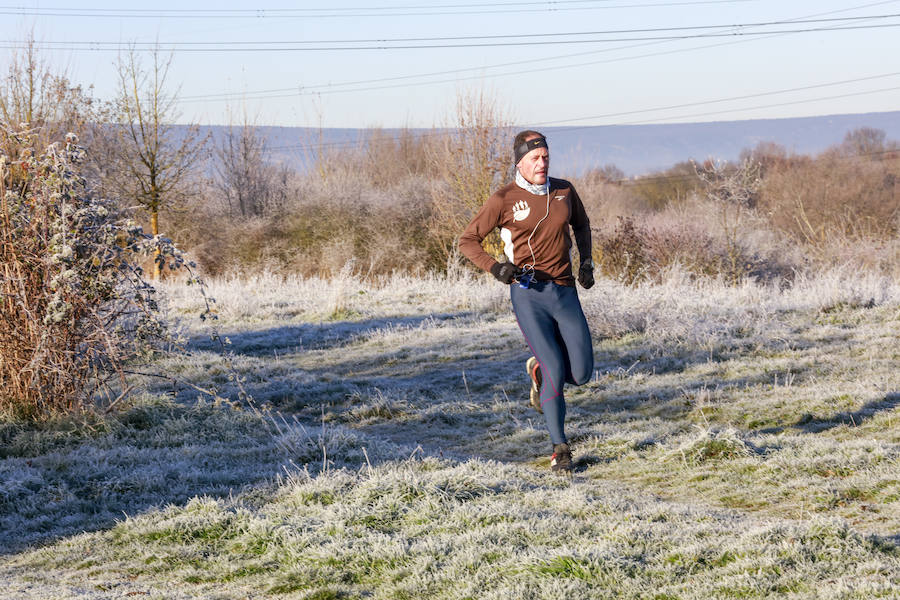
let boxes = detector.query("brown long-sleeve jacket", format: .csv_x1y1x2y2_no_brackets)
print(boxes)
458,177,591,286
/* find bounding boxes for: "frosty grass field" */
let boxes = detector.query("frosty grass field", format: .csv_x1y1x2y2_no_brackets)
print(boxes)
2,266,900,598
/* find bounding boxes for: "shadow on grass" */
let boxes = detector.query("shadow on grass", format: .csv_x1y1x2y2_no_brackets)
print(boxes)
0,312,520,555
160,310,525,412
185,312,475,357
167,312,824,467
5,306,888,559
790,393,900,434
4,308,839,558
755,393,900,436
0,398,408,557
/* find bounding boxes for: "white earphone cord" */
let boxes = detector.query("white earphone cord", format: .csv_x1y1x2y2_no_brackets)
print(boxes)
522,189,551,276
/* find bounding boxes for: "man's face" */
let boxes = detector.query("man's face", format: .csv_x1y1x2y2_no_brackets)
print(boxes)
517,141,550,185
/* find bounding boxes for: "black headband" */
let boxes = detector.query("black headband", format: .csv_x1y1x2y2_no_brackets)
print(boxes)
514,136,548,165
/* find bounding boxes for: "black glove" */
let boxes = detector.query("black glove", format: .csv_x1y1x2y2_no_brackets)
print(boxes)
490,261,518,284
578,259,595,289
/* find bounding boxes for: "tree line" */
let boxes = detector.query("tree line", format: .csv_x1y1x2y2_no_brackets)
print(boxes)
3,37,900,283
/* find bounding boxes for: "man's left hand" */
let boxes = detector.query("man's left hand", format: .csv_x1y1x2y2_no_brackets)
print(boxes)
578,259,594,289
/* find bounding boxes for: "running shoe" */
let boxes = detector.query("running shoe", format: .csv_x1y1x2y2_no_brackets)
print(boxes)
526,356,543,414
550,442,573,474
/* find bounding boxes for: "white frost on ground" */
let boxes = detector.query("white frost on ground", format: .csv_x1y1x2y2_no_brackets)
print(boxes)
2,268,899,598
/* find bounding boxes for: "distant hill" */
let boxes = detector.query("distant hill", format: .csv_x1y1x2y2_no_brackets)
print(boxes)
541,111,900,176
197,110,900,178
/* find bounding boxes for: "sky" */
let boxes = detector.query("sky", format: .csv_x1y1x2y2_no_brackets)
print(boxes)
2,0,899,129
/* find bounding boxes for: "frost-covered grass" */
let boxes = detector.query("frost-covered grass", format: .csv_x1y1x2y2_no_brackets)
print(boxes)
2,267,900,598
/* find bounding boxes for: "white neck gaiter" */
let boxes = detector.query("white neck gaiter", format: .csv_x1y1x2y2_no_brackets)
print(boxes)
515,169,550,195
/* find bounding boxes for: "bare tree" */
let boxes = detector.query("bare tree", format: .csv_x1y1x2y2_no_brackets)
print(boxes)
110,46,207,279
694,158,762,284
213,110,289,218
427,88,513,265
0,35,97,158
841,127,887,158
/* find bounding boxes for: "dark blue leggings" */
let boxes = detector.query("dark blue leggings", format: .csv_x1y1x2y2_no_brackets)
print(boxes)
511,281,594,445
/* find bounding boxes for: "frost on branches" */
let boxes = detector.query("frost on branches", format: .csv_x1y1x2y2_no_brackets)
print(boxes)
0,127,201,420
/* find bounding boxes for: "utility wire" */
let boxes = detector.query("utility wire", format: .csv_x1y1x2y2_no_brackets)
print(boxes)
539,72,900,126
161,0,900,102
9,0,891,148
259,81,900,153
606,85,900,127
6,19,900,51
8,13,893,47
0,0,759,19
0,0,748,11
11,1,894,105
247,7,900,152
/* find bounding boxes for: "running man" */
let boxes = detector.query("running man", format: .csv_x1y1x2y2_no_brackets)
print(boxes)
459,130,595,474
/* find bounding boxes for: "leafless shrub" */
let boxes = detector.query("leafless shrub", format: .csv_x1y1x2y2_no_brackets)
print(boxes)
212,113,291,218
694,158,762,284
596,216,726,284
427,88,513,265
0,127,193,420
596,216,647,284
575,171,652,224
359,128,435,186
594,206,794,286
626,161,702,210
758,137,900,259
840,126,894,157
179,168,435,278
165,101,900,283
0,36,99,164
196,91,514,277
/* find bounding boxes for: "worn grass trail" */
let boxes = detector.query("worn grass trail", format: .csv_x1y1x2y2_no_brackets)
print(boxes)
1,270,899,598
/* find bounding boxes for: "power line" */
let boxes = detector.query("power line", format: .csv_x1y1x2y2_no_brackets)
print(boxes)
539,72,900,126
9,13,897,48
147,0,900,103
259,80,900,154
0,0,758,19
0,0,747,11
180,36,751,101
7,0,891,145
177,25,899,108
6,19,900,52
0,0,635,11
8,0,887,108
12,12,775,102
197,6,897,146
610,86,900,127
173,33,703,102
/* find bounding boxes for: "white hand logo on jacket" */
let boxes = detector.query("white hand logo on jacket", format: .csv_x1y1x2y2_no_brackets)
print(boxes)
512,200,531,222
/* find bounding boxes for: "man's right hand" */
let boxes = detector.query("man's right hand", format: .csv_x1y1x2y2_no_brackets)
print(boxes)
490,261,518,284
